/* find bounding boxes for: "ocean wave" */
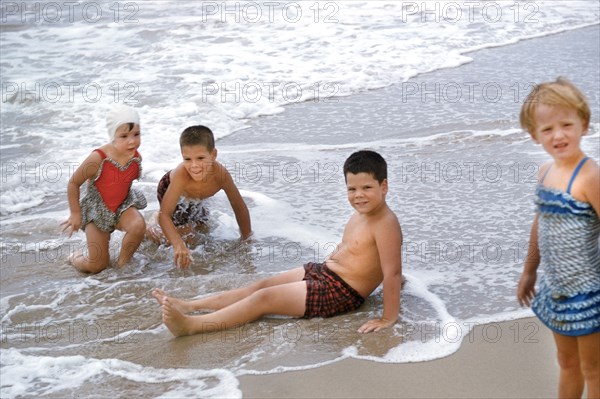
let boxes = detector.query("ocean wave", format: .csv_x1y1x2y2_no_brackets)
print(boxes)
1,348,241,399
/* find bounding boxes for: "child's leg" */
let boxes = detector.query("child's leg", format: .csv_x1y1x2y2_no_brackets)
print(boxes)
153,267,306,313
577,332,600,398
115,207,146,267
161,279,307,336
70,223,111,273
553,332,585,398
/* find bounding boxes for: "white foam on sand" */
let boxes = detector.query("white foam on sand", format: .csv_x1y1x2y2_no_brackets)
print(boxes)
0,348,241,399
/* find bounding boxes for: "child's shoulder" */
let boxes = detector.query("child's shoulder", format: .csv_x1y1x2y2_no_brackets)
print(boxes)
213,161,235,184
384,206,401,226
84,146,108,161
172,163,193,182
537,161,553,181
370,206,402,245
371,205,401,229
580,157,600,185
583,156,600,171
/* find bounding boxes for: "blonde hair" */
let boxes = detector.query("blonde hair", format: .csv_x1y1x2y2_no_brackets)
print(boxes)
519,77,590,136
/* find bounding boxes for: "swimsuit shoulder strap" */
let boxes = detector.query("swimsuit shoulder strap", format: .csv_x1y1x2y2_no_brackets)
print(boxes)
540,163,552,183
566,156,589,194
94,148,107,159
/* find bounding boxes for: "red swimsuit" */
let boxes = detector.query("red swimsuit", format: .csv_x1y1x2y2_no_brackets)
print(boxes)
94,149,141,212
79,148,147,232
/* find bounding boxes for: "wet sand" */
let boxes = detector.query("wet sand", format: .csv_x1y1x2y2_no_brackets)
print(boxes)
239,317,558,398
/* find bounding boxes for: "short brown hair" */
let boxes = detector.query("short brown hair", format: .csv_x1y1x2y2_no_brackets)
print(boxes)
520,77,590,136
343,150,387,183
180,125,215,151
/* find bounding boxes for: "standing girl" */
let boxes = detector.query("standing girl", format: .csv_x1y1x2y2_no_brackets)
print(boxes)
517,77,599,398
62,105,147,273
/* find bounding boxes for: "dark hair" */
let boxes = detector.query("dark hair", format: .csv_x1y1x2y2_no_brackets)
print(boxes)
343,150,387,183
180,125,215,151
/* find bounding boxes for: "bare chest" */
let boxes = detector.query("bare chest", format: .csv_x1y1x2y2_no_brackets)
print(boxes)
181,179,221,199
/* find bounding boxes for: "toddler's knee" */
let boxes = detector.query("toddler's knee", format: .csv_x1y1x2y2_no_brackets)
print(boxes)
556,350,581,371
580,357,600,380
247,289,271,311
128,216,146,238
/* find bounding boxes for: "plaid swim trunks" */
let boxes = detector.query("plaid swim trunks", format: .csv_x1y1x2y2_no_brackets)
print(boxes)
302,262,365,318
157,171,209,227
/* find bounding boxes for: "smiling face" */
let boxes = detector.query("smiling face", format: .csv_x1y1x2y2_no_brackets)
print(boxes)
532,104,588,162
346,172,388,215
181,144,217,181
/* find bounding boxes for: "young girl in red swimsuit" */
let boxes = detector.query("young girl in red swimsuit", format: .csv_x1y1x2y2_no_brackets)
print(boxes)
62,105,147,273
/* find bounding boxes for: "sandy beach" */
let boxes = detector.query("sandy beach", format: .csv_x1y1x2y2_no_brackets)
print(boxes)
239,317,558,398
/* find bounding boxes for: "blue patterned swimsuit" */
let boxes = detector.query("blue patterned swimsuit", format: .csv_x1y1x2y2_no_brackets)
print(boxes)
531,157,600,336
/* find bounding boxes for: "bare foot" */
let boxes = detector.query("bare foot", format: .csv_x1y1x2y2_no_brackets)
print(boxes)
68,251,98,272
152,289,191,313
162,298,193,337
68,250,84,265
67,249,107,274
116,258,128,268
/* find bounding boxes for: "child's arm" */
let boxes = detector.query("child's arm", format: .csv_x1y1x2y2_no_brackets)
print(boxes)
157,168,192,268
517,161,552,307
358,217,403,333
581,160,600,217
517,215,540,307
220,167,252,240
62,151,102,237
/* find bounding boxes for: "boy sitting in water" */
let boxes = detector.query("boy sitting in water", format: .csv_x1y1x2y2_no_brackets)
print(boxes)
153,150,403,335
146,125,252,268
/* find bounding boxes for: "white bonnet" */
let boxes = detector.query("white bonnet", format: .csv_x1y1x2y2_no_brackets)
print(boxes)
106,104,140,139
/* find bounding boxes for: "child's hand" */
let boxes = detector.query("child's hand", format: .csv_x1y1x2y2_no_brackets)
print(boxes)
517,271,537,307
61,213,82,237
357,318,396,334
173,243,192,269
